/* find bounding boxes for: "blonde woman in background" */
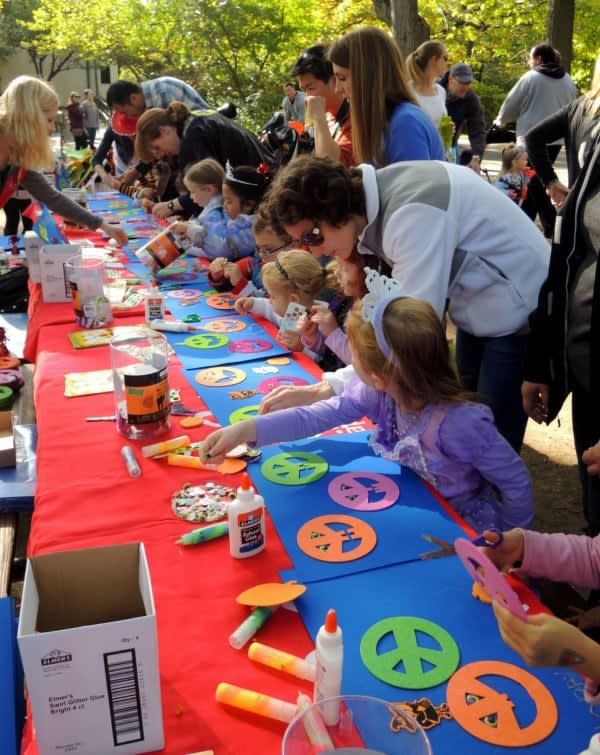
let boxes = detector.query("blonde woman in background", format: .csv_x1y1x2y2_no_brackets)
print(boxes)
327,26,444,166
406,40,449,126
0,76,126,243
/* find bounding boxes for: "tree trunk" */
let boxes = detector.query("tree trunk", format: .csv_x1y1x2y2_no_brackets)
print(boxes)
547,0,574,72
373,0,430,56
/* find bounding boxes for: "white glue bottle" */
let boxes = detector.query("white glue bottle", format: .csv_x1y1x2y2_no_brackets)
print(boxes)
579,734,600,754
228,473,265,558
314,608,343,725
144,287,165,323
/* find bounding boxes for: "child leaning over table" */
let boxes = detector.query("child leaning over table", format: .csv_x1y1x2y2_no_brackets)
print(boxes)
481,525,600,704
201,270,535,532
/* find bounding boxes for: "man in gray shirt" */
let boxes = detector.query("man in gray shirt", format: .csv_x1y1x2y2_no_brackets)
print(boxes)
282,81,305,124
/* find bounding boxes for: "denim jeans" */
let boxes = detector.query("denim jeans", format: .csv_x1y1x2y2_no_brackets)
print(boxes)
455,329,529,453
86,127,97,148
571,383,600,536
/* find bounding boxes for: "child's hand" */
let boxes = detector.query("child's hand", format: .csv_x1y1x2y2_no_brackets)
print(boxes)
235,297,254,314
170,221,188,235
137,187,157,200
582,441,600,476
200,421,257,464
566,604,600,631
479,528,524,572
299,313,319,349
493,601,587,669
278,329,303,351
311,304,337,336
223,261,242,286
208,257,227,282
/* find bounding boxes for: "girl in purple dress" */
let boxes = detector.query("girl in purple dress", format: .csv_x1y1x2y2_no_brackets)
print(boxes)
201,270,534,531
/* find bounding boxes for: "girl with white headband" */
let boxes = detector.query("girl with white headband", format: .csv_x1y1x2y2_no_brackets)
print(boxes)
200,270,534,531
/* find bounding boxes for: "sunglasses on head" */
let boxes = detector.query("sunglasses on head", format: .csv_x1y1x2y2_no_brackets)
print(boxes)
297,225,324,247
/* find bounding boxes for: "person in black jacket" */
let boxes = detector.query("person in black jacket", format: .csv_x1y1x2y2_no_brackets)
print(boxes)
439,62,486,161
523,58,600,534
134,102,273,218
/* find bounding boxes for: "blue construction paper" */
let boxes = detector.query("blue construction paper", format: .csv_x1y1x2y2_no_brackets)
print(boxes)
245,432,461,583
180,354,314,425
289,558,591,754
166,314,290,369
0,598,23,755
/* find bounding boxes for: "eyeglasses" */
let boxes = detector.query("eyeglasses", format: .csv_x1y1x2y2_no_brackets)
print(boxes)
258,242,289,259
297,225,324,247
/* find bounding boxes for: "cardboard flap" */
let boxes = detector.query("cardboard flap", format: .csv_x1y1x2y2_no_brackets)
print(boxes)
31,542,146,632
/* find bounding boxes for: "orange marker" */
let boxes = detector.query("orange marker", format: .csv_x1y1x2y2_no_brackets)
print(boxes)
167,454,204,469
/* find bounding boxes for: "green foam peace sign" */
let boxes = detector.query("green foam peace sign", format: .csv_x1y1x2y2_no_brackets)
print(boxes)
229,404,261,424
178,333,229,349
260,451,328,486
360,616,459,689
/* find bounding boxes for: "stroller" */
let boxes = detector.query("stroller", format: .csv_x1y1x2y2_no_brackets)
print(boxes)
259,112,314,168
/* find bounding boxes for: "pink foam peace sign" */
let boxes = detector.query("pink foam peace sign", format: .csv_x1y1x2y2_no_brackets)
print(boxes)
257,375,310,394
167,288,203,299
328,472,399,511
229,338,273,354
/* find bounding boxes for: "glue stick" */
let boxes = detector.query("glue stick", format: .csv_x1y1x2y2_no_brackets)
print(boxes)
141,434,191,458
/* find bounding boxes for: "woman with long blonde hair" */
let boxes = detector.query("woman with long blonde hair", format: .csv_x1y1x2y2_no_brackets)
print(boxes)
405,40,449,126
327,26,444,166
0,76,126,241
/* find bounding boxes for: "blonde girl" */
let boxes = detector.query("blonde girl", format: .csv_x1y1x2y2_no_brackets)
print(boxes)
171,159,225,252
328,26,444,165
406,40,449,126
0,76,126,243
204,270,534,532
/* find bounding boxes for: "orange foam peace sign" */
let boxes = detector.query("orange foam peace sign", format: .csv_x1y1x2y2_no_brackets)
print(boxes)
296,514,377,562
447,660,558,746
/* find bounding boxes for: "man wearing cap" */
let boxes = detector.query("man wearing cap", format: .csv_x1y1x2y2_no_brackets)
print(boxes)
439,62,486,160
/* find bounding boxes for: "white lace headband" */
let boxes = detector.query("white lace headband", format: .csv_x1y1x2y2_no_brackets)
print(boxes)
361,268,403,359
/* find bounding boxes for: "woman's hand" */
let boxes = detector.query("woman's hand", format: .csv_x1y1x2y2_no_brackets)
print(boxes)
200,420,257,464
278,329,303,351
235,297,254,314
152,202,175,219
100,222,128,246
582,442,600,476
479,528,525,571
521,381,549,423
311,304,337,336
259,381,334,415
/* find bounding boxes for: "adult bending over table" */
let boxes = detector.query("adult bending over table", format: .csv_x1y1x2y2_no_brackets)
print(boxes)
0,76,127,245
134,103,273,219
259,155,550,453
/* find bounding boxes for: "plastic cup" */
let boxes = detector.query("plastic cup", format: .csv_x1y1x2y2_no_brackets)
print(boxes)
282,695,432,754
110,331,171,439
65,255,112,328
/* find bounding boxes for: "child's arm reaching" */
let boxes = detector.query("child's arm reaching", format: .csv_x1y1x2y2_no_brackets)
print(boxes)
201,420,257,463
171,221,189,235
235,297,254,314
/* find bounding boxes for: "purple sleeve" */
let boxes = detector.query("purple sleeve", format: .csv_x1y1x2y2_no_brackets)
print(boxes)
439,403,535,529
325,328,352,364
255,377,376,447
521,531,600,589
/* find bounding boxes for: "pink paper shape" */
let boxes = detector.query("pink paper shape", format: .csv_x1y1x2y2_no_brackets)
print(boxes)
328,472,399,511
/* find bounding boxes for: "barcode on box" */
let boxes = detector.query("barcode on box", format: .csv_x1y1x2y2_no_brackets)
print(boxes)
104,649,144,745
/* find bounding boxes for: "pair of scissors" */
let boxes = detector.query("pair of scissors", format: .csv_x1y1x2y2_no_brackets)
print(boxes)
420,527,504,559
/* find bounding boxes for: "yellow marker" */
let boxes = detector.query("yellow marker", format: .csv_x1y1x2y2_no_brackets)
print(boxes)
141,434,191,458
248,642,316,682
167,454,204,469
215,682,297,723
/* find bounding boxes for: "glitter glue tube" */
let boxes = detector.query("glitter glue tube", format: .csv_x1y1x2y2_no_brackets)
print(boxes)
296,691,335,753
121,445,141,477
141,435,191,458
248,642,316,682
167,454,204,469
229,606,275,649
177,522,229,545
215,682,297,724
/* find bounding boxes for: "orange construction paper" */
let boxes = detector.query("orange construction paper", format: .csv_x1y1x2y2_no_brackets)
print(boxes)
217,457,247,475
236,581,307,607
447,660,558,746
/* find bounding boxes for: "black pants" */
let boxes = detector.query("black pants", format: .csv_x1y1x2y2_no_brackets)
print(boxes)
522,144,561,238
572,383,600,536
72,131,88,150
3,197,33,235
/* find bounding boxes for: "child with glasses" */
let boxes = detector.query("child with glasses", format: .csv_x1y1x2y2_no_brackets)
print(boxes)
207,210,294,297
201,269,534,532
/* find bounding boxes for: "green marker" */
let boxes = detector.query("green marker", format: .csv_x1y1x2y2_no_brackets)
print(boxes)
177,521,229,545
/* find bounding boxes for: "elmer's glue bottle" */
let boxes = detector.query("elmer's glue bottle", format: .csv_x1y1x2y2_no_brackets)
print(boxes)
228,473,265,558
579,734,600,754
314,608,343,725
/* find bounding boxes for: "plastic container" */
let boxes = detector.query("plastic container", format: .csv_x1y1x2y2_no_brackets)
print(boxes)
65,255,112,328
282,694,432,754
228,473,265,558
110,331,171,439
314,609,343,725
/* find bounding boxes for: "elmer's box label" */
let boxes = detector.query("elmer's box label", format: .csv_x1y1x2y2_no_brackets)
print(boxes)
24,231,43,283
237,506,265,554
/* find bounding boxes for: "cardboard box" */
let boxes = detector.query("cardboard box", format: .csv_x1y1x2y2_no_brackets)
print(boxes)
17,543,164,755
0,410,16,469
24,231,44,283
39,243,81,303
